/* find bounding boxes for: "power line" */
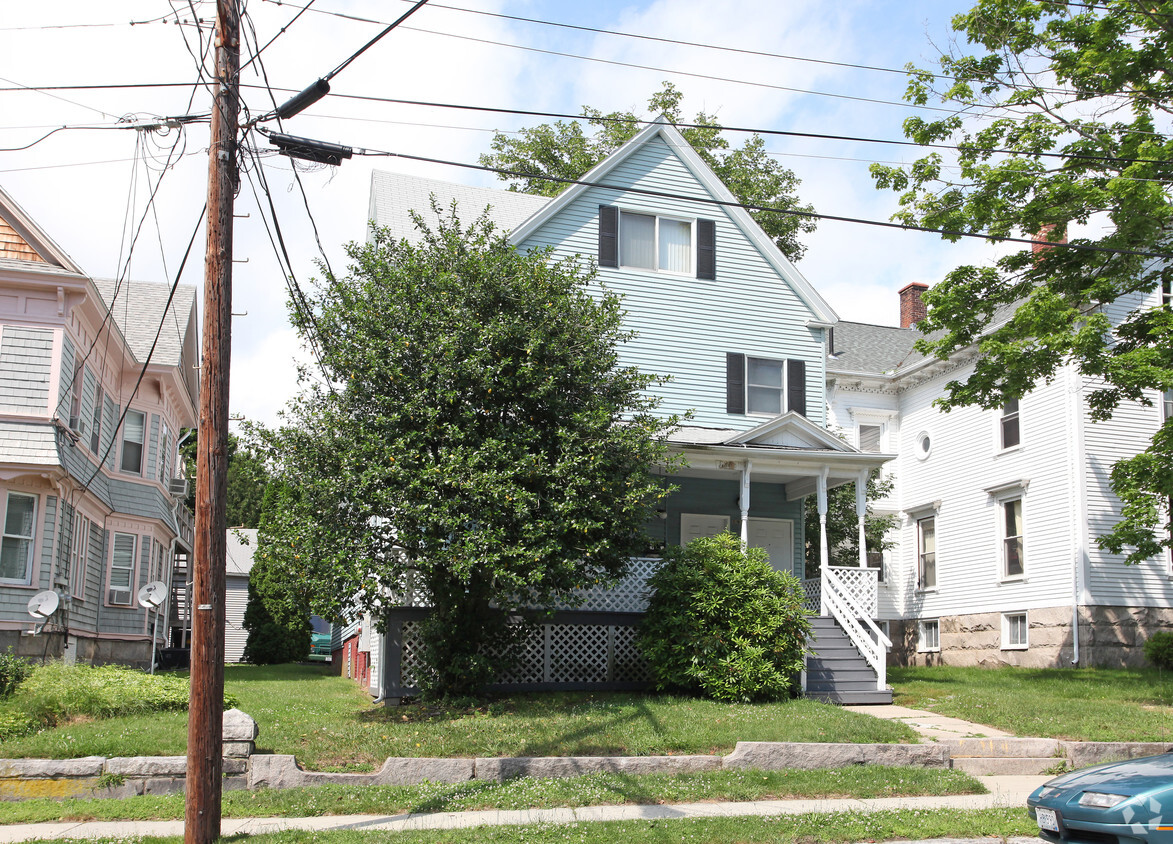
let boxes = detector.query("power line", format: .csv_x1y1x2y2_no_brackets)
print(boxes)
350,144,1173,261
323,0,431,82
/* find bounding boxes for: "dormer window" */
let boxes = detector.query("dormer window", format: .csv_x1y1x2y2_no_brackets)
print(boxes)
598,206,715,280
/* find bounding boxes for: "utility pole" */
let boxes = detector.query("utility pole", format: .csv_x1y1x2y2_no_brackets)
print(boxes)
185,0,238,841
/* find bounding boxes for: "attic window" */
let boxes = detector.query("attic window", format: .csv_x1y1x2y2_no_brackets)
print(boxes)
598,207,715,279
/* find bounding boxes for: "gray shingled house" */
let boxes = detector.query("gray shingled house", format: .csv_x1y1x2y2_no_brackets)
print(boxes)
0,184,198,668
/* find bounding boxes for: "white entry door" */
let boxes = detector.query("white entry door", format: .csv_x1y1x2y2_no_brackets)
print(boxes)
680,513,730,545
747,517,794,574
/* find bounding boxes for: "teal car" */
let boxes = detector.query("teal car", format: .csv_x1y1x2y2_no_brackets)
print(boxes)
1028,753,1173,844
308,631,331,661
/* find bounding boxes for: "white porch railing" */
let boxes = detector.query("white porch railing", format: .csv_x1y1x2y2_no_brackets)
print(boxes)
809,566,890,691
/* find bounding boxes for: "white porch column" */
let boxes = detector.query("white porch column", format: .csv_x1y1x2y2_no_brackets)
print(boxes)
817,468,829,616
855,469,869,568
739,461,752,546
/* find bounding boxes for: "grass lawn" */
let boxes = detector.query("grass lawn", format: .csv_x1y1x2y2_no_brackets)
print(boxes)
891,664,1173,741
0,767,983,824
0,808,1035,843
0,664,917,769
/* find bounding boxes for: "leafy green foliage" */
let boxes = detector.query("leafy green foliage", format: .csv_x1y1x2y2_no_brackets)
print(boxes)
804,468,897,577
480,82,816,262
0,648,32,698
243,485,313,665
639,534,811,702
0,663,237,740
258,207,678,698
1144,632,1173,672
871,0,1173,564
180,430,272,528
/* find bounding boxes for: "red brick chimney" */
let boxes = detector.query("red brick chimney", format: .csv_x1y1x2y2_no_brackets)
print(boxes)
1032,223,1066,256
899,282,929,329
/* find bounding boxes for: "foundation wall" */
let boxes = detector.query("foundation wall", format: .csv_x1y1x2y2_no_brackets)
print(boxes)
886,605,1173,668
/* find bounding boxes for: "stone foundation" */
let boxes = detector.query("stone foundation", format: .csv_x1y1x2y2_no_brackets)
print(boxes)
887,605,1173,668
0,631,154,671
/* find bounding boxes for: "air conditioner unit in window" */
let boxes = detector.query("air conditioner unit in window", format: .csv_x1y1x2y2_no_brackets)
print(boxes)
168,478,190,497
108,587,132,606
68,416,87,434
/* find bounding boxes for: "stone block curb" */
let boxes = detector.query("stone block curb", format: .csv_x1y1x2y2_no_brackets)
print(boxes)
1062,741,1173,768
951,757,1060,776
942,738,1060,758
474,755,721,781
724,742,951,770
0,757,105,778
246,754,472,790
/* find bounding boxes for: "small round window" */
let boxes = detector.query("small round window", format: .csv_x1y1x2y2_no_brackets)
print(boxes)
915,431,932,460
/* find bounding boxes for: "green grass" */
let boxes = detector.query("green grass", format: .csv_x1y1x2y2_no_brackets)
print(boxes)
0,807,1036,843
0,766,984,824
0,664,917,769
890,664,1173,741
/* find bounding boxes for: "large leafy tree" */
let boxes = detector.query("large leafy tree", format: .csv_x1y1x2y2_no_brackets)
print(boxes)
480,82,817,262
260,207,678,698
870,0,1173,563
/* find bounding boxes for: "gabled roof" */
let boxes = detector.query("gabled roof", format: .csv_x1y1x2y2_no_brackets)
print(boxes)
829,321,922,376
92,279,197,368
0,185,86,275
368,170,550,243
507,116,839,324
668,413,857,452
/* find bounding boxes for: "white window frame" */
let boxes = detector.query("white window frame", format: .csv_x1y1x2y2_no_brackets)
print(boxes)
917,515,937,591
68,363,84,430
746,356,786,416
120,410,146,475
158,422,170,484
858,423,883,452
0,491,37,586
70,511,91,601
89,384,103,454
1000,496,1026,581
1002,612,1029,650
618,210,694,275
918,619,940,653
999,398,1022,451
108,532,137,606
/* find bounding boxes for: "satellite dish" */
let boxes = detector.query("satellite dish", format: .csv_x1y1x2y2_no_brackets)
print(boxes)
27,590,59,620
138,581,168,610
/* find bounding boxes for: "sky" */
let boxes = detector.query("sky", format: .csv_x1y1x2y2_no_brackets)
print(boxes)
0,0,1001,427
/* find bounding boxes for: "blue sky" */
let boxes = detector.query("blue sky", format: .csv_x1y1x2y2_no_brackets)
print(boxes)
0,0,995,425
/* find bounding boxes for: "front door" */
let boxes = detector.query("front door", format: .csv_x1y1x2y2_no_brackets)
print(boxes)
747,517,794,575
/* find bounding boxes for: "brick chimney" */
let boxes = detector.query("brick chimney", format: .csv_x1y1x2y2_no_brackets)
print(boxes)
1032,223,1066,256
899,282,929,329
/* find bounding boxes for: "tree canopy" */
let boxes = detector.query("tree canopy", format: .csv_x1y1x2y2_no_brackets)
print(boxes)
870,0,1173,564
259,206,678,698
479,82,817,262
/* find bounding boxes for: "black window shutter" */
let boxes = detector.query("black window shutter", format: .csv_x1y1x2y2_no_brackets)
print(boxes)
598,205,618,268
697,219,716,280
726,353,746,414
787,359,806,416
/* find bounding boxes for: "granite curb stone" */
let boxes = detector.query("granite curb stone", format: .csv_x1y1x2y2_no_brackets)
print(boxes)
473,754,721,781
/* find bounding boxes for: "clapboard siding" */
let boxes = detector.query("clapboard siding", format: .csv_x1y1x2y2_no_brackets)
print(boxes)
39,495,55,592
517,136,826,429
102,396,117,470
0,326,53,415
869,363,1079,621
225,575,250,662
147,414,159,482
68,519,105,633
57,334,75,417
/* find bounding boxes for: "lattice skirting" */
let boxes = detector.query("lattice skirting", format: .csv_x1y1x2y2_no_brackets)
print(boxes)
386,609,651,697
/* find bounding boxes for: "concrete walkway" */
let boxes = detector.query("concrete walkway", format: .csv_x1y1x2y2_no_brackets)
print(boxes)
843,704,1014,741
0,775,1049,841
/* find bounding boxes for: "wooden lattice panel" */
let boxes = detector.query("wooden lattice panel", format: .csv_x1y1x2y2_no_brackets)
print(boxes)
548,623,608,684
611,625,650,683
495,625,545,685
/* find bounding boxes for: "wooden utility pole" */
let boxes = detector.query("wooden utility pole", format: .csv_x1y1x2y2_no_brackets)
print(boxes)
185,1,238,841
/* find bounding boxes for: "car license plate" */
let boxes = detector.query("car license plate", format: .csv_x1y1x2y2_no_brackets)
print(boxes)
1036,807,1060,832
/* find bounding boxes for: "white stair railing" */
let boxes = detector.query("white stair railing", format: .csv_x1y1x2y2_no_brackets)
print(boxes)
819,566,891,691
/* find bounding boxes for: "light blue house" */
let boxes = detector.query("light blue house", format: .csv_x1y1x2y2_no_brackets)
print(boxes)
364,118,892,703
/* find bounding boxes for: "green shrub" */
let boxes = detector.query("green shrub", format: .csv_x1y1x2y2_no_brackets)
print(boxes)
1144,631,1173,671
11,664,238,729
0,707,34,740
0,648,32,697
637,532,812,702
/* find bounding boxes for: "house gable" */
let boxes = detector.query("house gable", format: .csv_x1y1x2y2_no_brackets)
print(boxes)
508,119,836,430
0,186,86,275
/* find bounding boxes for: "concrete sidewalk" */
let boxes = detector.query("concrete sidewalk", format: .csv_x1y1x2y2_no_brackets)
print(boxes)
843,705,1014,741
0,775,1049,841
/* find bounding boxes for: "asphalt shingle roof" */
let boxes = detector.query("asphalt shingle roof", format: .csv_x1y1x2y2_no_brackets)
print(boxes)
369,171,550,244
828,321,923,375
92,279,196,368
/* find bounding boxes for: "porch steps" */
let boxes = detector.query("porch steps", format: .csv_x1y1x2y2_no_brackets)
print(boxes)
805,617,892,706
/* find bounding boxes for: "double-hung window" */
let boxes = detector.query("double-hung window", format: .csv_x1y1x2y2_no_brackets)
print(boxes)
121,410,145,474
158,423,170,484
70,512,90,600
917,516,937,590
108,533,136,606
918,619,940,652
1001,398,1021,450
1002,497,1025,578
68,364,84,430
725,353,807,417
0,492,36,584
1002,612,1028,649
619,211,692,273
89,386,103,454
